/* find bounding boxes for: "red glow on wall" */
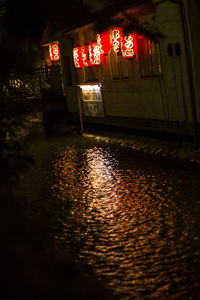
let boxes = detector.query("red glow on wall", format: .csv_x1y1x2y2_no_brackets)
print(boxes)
97,31,111,55
89,42,102,66
136,36,146,61
49,43,60,61
73,47,84,68
111,27,123,53
136,34,144,39
121,33,137,58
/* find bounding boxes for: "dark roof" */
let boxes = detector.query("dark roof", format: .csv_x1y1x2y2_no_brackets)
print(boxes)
41,0,155,44
61,0,152,33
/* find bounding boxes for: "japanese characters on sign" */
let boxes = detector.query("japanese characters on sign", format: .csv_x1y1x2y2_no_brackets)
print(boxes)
111,27,123,53
121,33,137,58
82,44,92,67
89,42,102,66
97,31,111,55
49,43,60,61
73,47,84,68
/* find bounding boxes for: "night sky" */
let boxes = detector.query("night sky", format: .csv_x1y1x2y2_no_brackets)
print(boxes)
1,0,117,39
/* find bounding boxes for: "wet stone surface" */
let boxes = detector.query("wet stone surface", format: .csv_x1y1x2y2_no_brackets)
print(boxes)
48,137,200,299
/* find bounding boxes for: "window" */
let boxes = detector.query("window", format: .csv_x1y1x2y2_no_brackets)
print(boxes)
137,37,161,78
84,66,100,82
110,49,130,80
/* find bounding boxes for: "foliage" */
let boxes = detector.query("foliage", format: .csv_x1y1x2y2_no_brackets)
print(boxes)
0,92,35,186
0,0,41,188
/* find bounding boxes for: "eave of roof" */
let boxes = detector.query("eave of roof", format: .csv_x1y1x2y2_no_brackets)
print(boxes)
41,0,155,44
61,0,153,34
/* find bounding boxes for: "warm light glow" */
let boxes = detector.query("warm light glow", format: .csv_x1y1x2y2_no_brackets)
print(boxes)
73,47,84,68
50,145,186,299
111,27,123,53
72,27,140,68
136,33,144,39
79,84,101,91
82,44,92,67
89,42,102,66
121,33,137,58
49,43,60,61
97,31,111,55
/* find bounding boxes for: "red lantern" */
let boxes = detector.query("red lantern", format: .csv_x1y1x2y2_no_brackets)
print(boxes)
97,31,111,55
82,44,92,67
121,33,137,58
89,42,102,66
73,47,84,68
49,43,60,61
111,27,123,53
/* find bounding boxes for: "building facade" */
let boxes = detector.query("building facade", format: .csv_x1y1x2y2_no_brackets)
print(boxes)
41,0,200,142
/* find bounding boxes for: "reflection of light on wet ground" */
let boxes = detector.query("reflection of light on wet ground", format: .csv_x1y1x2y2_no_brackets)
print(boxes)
50,145,200,299
83,148,120,216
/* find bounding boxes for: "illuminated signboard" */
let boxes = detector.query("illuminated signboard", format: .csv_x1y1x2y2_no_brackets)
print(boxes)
73,27,141,68
82,44,92,67
73,47,84,68
97,31,111,55
80,85,104,117
49,43,60,61
89,42,102,66
111,27,123,53
121,33,137,58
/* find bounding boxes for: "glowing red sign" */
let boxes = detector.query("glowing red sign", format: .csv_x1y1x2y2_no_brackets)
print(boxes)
89,42,102,66
82,44,92,67
49,43,60,61
72,27,140,68
73,47,84,68
97,31,111,55
121,33,137,58
111,27,123,53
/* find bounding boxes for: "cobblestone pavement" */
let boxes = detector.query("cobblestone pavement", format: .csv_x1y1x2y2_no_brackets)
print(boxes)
52,122,200,165
81,132,200,165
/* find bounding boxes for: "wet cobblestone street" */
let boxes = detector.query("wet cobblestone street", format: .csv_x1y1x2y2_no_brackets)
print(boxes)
40,130,200,299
